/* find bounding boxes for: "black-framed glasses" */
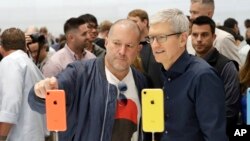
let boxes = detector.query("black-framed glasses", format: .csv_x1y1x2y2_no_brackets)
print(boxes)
147,32,182,44
117,82,128,106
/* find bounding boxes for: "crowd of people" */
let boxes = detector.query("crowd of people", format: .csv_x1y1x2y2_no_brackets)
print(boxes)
0,0,250,141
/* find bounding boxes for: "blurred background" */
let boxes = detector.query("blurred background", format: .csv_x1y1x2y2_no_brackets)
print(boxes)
0,0,249,36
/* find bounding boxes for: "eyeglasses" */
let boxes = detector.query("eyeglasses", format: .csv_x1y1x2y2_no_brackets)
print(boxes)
117,82,128,106
147,32,182,44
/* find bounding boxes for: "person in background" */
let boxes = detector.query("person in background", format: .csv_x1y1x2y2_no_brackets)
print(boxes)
217,25,250,66
28,19,147,141
26,33,54,71
25,26,56,59
0,27,47,141
148,8,228,141
51,34,66,51
42,17,96,77
187,0,242,67
39,26,55,47
191,16,240,140
224,18,241,37
78,14,106,57
245,28,250,45
95,20,113,49
128,9,163,88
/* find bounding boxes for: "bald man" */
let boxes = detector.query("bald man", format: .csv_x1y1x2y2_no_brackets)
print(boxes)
28,19,147,141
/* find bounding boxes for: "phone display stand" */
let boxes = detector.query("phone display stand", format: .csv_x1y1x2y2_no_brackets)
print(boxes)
55,131,59,141
152,132,155,141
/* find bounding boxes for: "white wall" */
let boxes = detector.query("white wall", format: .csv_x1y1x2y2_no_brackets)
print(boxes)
0,0,249,37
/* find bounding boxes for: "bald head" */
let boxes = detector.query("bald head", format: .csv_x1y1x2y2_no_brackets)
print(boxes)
25,26,39,35
108,19,141,43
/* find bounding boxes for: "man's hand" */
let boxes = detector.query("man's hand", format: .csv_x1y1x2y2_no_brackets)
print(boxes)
34,77,58,98
0,122,12,141
25,34,33,45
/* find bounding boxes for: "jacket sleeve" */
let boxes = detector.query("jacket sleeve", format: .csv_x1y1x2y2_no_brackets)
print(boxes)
221,62,240,118
195,71,228,141
28,86,46,114
215,34,242,67
28,61,82,114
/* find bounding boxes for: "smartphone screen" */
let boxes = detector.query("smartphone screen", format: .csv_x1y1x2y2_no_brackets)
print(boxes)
46,90,67,131
141,89,164,132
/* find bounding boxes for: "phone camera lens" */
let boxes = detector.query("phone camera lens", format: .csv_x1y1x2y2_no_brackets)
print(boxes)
150,100,155,104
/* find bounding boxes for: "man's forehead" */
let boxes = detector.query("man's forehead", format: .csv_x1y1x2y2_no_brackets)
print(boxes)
191,24,212,33
28,42,39,49
128,16,140,21
87,22,97,29
78,24,89,30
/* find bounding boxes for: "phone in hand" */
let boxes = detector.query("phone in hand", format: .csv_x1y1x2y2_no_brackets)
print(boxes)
46,90,67,131
141,89,164,132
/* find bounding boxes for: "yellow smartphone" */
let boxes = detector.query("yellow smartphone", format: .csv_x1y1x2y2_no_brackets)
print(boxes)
141,89,164,132
46,90,67,131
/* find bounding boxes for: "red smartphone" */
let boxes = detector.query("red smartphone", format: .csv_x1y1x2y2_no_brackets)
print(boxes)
45,90,67,131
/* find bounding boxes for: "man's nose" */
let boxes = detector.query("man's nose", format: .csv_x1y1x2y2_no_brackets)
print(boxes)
119,45,126,55
197,35,202,41
151,38,160,49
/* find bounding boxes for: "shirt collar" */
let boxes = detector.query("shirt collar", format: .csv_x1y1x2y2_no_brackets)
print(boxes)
65,44,86,60
203,48,218,65
162,50,192,79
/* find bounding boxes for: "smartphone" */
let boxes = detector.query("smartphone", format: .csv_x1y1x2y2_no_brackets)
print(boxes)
46,90,67,131
141,89,164,132
247,88,250,125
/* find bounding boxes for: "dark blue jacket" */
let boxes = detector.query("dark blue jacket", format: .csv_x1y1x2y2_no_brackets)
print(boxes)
29,57,147,141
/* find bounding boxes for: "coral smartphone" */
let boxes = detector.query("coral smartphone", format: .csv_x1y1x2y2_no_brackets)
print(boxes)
46,90,67,131
247,88,250,125
141,89,164,132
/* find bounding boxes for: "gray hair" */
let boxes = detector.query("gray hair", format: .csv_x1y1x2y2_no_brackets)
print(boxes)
150,8,189,33
191,0,215,9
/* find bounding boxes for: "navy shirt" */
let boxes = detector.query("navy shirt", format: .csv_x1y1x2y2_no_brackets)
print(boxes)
161,51,228,141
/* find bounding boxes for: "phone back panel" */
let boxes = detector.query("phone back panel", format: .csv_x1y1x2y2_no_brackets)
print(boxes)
141,89,164,132
46,90,67,131
247,88,250,125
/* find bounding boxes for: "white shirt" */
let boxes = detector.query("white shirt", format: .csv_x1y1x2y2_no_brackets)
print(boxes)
0,50,47,141
105,67,140,141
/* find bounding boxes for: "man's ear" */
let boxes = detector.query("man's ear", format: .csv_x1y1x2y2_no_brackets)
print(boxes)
138,44,142,52
104,37,108,49
212,33,216,42
143,19,148,27
66,33,74,42
207,10,214,18
0,45,6,57
179,32,188,48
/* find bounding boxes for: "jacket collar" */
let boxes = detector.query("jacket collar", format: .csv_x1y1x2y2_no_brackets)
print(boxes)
203,48,219,66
